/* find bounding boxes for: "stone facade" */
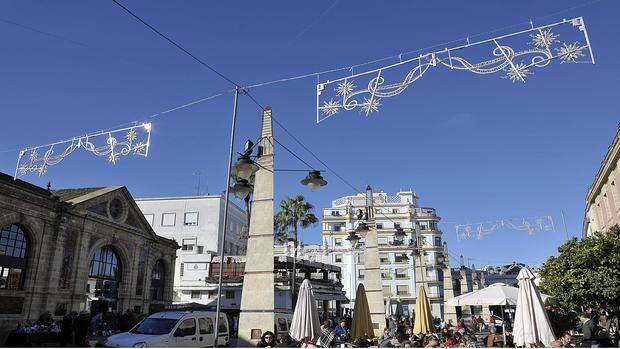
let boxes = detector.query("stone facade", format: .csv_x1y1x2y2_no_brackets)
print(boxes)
584,123,620,237
0,172,178,343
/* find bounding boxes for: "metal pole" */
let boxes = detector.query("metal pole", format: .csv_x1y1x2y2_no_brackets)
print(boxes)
501,305,507,348
214,86,240,347
561,210,568,240
292,232,297,310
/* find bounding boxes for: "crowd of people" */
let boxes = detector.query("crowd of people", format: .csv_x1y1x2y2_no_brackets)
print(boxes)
256,308,620,348
8,309,143,347
256,313,506,348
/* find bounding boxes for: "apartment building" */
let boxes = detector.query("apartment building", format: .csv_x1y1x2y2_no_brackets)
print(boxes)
299,189,446,318
135,194,247,303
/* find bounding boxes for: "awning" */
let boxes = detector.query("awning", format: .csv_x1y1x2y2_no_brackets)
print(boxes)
313,292,349,303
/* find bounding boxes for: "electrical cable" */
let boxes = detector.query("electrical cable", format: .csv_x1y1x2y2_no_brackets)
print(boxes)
111,0,239,87
0,90,230,154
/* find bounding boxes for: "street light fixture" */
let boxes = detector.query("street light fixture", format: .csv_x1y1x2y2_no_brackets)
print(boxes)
394,227,406,245
231,178,253,200
232,155,259,181
300,170,328,192
345,230,361,248
356,221,370,233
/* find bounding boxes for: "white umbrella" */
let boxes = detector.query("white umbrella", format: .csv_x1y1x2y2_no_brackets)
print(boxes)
444,283,554,306
513,268,556,347
289,279,322,342
385,296,394,318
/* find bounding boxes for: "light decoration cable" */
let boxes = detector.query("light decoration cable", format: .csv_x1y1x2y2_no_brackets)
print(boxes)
316,17,594,123
455,215,555,241
14,123,152,179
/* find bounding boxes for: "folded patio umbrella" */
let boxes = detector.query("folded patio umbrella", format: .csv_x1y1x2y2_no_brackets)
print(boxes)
513,268,556,347
289,279,322,342
413,286,435,334
351,283,374,340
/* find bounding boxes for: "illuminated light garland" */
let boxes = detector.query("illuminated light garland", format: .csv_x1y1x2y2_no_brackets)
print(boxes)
455,215,555,241
316,17,594,123
14,123,152,179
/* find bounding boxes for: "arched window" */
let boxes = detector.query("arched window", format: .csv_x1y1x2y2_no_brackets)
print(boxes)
89,246,122,280
0,224,28,290
150,260,165,301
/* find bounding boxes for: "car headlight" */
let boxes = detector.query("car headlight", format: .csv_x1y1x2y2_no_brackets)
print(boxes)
133,342,147,348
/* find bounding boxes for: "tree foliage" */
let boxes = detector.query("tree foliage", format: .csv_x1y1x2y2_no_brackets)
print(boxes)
539,225,620,310
273,195,318,245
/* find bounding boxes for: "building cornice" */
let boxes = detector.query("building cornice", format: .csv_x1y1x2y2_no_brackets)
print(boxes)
586,123,620,205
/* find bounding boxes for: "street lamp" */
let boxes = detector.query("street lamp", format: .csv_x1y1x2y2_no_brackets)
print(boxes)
394,227,406,245
345,230,361,248
232,139,259,181
231,178,253,200
300,170,328,192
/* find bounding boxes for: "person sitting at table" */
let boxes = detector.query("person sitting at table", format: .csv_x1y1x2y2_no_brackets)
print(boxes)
484,328,503,347
550,331,574,347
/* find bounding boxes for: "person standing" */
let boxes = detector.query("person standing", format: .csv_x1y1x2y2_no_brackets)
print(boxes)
580,312,599,347
60,313,74,347
489,314,496,332
73,311,91,347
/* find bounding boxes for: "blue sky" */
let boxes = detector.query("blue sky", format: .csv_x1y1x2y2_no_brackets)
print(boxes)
1,0,618,267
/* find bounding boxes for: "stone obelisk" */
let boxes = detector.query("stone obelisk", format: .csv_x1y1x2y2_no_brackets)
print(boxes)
363,185,386,336
459,257,471,319
237,107,275,347
442,243,458,325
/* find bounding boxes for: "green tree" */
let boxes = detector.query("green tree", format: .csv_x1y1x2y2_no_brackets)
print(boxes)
273,195,318,246
539,225,620,310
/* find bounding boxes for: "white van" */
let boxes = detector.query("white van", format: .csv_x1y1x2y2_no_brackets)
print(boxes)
105,311,229,347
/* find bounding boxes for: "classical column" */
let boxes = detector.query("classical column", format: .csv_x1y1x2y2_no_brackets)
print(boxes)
442,244,457,325
237,107,275,347
363,185,385,337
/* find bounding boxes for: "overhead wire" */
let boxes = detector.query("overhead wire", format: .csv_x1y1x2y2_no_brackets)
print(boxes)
241,0,602,90
0,89,230,154
111,0,239,87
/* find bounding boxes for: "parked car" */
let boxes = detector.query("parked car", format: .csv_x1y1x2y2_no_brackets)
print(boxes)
105,311,229,347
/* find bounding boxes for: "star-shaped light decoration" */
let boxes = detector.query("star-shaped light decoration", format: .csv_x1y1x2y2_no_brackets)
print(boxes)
556,42,585,63
505,63,531,83
360,97,381,115
336,80,355,97
108,152,119,164
125,129,137,144
530,29,560,49
322,99,340,116
29,149,38,162
134,142,146,155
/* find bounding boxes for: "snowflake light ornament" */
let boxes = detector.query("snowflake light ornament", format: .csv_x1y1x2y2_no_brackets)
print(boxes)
361,97,381,115
530,29,560,49
125,129,137,143
505,62,531,83
322,99,340,116
556,42,585,63
336,80,355,97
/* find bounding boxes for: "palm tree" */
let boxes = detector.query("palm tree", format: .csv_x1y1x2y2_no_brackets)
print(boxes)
273,195,318,308
273,195,318,246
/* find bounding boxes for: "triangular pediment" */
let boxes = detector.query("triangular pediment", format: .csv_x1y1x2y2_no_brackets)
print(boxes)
67,187,159,240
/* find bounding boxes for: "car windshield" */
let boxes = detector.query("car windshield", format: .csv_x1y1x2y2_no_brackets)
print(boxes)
130,318,179,335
